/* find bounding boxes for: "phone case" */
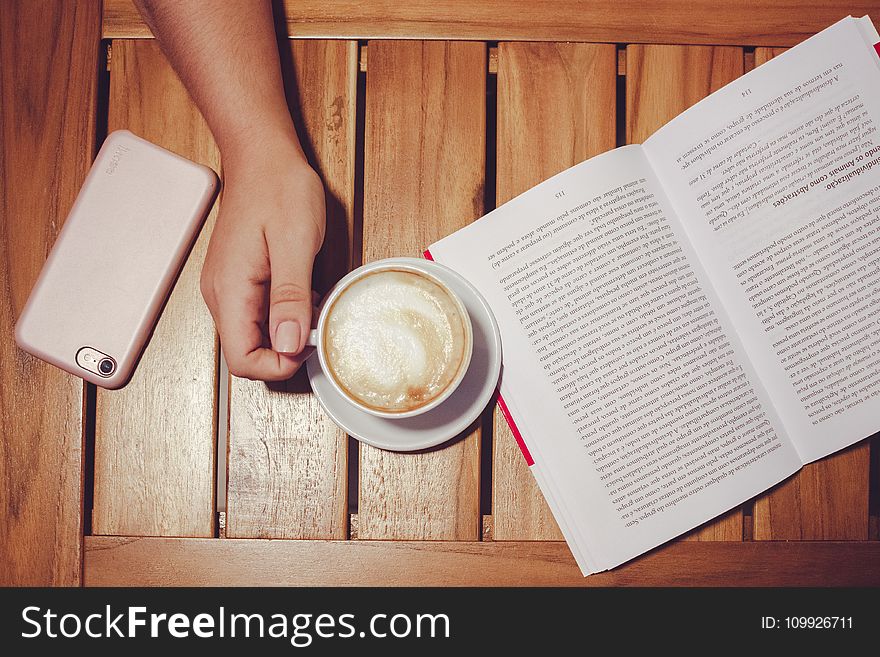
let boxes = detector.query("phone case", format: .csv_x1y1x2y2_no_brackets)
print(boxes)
14,130,218,389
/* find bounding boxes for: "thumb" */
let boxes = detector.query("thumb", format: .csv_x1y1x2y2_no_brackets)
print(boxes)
267,245,315,356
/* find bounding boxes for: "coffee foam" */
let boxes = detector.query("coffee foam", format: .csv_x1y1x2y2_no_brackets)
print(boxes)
323,269,468,413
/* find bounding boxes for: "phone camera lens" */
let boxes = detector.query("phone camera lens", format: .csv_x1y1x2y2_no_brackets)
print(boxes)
98,358,115,376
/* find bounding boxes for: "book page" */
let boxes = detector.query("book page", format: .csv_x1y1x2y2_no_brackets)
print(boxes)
428,146,801,574
644,17,880,463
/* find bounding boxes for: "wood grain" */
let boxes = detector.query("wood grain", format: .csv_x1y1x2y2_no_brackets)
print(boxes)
750,46,871,541
358,41,485,540
493,42,617,540
225,40,356,539
102,0,879,47
92,40,219,537
627,44,745,541
0,0,101,586
754,444,871,539
753,47,789,64
84,535,880,586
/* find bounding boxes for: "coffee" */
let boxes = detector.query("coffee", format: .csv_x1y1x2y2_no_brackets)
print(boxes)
322,268,469,413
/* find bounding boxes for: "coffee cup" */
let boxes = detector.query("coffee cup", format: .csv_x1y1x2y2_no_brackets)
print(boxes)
306,259,473,419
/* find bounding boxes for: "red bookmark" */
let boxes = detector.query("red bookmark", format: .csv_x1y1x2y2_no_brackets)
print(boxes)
497,394,534,466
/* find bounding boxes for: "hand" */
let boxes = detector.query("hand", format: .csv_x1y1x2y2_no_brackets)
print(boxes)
200,141,325,381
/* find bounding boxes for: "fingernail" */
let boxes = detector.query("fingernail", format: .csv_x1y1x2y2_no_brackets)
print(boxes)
275,320,301,354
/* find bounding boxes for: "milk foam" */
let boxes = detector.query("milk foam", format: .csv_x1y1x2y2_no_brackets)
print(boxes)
324,269,468,412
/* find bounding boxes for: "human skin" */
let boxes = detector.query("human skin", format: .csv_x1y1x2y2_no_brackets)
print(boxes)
134,0,324,381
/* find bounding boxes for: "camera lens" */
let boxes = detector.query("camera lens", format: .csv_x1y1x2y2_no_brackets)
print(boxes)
98,358,115,376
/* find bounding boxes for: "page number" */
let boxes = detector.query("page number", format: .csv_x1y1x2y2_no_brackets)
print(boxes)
741,88,752,98
555,190,566,198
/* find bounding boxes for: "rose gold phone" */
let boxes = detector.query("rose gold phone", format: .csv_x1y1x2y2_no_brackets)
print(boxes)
14,130,218,389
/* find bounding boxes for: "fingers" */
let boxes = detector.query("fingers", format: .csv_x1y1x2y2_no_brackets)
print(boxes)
265,226,319,356
199,163,325,380
204,268,311,381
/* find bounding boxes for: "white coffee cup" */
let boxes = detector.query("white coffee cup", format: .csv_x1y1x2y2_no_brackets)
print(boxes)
306,259,473,419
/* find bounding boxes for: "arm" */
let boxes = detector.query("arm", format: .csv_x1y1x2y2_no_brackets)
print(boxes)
134,0,323,380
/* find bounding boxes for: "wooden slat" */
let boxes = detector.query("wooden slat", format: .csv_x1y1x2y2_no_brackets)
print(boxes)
102,0,880,47
358,41,484,540
92,40,219,537
85,536,880,586
872,435,879,540
0,0,101,586
749,45,870,541
627,45,744,541
225,40,357,539
754,47,789,63
754,444,871,539
493,43,617,540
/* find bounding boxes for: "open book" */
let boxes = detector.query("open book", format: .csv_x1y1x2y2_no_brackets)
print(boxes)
427,16,880,575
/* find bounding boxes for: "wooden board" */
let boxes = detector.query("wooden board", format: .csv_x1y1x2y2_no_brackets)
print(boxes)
84,535,880,586
492,42,617,540
92,40,219,537
0,0,101,586
102,0,879,47
225,40,357,539
626,44,745,541
748,49,871,542
358,41,485,540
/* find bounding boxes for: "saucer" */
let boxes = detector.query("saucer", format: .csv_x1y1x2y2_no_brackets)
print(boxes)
307,257,502,451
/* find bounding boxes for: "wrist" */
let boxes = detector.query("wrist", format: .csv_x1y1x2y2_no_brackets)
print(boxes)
220,124,309,172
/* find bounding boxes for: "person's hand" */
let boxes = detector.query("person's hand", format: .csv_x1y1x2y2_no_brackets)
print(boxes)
200,140,325,381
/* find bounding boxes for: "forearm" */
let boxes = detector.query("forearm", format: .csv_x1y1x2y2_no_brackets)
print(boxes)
134,0,304,165
136,0,324,376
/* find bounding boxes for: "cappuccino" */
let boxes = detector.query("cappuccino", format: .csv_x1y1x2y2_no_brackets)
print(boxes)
323,268,470,413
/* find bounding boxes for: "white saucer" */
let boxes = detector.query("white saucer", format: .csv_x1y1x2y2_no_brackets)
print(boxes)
307,257,502,451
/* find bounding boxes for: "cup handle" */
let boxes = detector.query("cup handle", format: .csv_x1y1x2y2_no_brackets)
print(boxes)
306,329,319,347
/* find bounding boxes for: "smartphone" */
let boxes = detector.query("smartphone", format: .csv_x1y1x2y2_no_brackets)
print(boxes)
14,130,218,389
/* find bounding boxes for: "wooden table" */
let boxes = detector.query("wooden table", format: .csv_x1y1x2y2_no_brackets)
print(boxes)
2,0,879,586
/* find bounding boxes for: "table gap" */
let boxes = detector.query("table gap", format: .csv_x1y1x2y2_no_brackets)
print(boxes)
82,383,97,536
478,43,499,529
346,43,369,525
352,42,367,272
82,39,112,537
215,351,228,537
480,402,495,537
